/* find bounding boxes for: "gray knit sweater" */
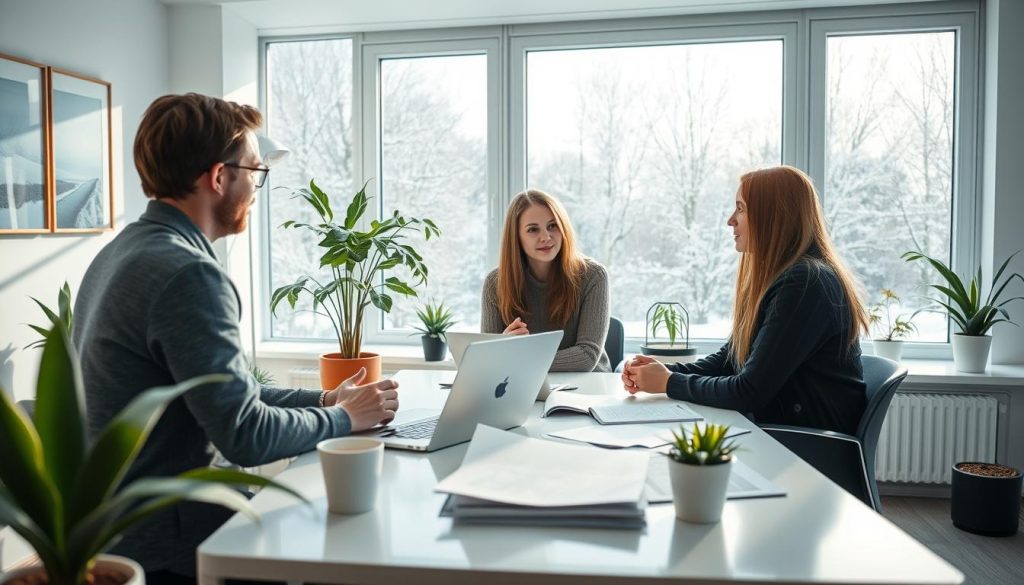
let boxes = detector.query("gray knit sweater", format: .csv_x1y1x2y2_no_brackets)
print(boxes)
74,200,352,576
481,259,611,372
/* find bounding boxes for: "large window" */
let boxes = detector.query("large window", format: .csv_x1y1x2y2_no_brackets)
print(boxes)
378,54,488,332
261,4,979,353
264,38,354,340
823,31,957,342
526,41,783,339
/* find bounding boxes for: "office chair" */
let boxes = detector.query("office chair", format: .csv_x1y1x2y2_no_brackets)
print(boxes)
605,316,625,372
760,355,907,512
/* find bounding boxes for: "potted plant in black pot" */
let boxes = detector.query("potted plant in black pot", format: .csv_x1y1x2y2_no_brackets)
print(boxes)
412,300,456,362
902,249,1024,373
640,302,698,364
0,328,305,585
867,288,917,362
667,423,740,524
951,462,1022,536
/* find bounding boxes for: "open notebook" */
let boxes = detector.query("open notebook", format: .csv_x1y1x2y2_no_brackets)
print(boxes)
542,391,703,425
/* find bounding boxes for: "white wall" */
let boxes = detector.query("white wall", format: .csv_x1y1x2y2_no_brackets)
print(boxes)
983,0,1024,365
0,0,169,400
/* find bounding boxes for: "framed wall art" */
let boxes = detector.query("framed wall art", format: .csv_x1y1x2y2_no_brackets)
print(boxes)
0,52,50,234
48,67,113,232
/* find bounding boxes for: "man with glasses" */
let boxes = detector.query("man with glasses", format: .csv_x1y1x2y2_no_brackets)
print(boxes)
73,93,400,585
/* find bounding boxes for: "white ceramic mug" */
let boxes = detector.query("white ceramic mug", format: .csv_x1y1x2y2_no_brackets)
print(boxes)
317,437,384,514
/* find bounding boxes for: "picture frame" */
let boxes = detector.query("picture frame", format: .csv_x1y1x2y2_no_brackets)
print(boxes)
0,52,50,234
48,67,113,232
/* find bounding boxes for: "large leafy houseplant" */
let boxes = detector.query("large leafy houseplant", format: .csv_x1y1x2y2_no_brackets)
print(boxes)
270,181,439,378
0,327,305,585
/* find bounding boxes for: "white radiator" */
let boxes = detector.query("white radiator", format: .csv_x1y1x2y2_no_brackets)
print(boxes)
290,367,322,390
876,393,998,484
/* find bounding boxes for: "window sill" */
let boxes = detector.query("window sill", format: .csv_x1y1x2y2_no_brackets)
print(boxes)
257,340,455,371
257,341,1024,386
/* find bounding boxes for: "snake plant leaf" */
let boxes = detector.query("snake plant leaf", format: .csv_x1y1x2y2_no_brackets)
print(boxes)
69,477,259,569
179,467,309,504
0,381,59,542
0,475,61,572
35,327,87,513
69,374,229,525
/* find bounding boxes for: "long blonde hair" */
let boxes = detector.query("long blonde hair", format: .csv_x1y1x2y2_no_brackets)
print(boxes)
729,166,868,367
497,190,586,327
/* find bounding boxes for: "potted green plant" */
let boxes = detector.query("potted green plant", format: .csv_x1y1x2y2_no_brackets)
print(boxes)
411,300,456,362
867,288,917,362
667,423,740,523
0,328,305,585
640,302,698,364
24,281,72,350
903,250,1024,373
271,180,440,389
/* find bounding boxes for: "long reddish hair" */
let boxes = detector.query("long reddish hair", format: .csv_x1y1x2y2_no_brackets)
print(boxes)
497,190,586,327
729,166,868,367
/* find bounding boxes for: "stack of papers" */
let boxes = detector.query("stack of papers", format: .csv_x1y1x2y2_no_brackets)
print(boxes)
436,425,649,528
542,392,704,425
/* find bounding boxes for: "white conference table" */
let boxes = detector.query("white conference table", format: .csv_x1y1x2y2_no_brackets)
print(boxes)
197,371,964,585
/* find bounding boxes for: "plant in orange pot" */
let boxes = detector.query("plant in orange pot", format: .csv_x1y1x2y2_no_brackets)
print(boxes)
271,179,439,389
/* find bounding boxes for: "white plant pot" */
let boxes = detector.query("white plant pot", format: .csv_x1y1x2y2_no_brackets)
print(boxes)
1,554,144,585
668,457,733,524
951,334,992,373
872,340,904,362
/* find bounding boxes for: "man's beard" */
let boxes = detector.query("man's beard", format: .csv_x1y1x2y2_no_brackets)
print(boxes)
215,189,251,235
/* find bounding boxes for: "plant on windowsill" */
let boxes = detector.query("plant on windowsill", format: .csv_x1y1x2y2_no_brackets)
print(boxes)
902,249,1024,373
667,423,740,524
0,327,306,585
640,302,698,364
271,179,440,388
867,288,917,362
410,300,456,362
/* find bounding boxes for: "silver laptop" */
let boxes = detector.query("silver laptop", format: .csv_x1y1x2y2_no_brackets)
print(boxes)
375,331,563,452
447,332,568,401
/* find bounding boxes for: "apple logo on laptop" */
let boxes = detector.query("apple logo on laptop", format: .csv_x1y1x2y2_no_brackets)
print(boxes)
494,376,509,398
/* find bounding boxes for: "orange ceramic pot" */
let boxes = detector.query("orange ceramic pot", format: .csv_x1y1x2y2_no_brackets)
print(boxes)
319,352,382,390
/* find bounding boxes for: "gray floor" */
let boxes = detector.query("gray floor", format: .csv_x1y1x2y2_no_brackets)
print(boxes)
881,496,1024,585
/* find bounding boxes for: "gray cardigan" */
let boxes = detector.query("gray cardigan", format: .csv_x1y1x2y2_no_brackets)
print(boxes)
74,200,351,575
481,259,610,372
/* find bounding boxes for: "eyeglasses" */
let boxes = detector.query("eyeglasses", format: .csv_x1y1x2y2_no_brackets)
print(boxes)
224,162,270,189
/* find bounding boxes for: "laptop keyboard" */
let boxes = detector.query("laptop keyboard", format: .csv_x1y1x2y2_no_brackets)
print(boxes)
390,416,440,439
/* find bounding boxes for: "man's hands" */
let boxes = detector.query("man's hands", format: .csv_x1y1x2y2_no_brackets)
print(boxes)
621,355,672,395
323,368,400,432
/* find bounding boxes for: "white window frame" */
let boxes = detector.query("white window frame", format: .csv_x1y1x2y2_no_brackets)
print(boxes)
256,1,981,360
359,29,504,343
807,5,980,359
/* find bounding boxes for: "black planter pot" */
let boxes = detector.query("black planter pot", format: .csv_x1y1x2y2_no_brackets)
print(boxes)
421,335,448,362
950,462,1022,536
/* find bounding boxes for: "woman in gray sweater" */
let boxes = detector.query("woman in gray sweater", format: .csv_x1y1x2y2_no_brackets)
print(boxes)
481,189,611,372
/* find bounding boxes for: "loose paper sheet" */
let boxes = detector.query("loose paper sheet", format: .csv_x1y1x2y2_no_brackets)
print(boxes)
435,424,649,507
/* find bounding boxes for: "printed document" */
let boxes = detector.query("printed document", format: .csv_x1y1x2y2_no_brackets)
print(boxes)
435,424,649,507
